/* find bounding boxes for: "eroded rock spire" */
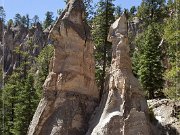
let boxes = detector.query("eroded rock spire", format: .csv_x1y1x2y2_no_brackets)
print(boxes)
87,14,152,135
28,0,98,134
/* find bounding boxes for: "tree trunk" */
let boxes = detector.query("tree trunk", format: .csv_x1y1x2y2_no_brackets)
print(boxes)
149,89,154,99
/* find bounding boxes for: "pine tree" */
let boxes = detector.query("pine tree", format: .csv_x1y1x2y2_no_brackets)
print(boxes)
92,0,115,98
21,16,27,26
25,14,30,28
130,6,137,15
2,40,49,134
35,45,54,98
57,9,64,16
7,19,14,27
0,6,6,22
163,0,180,99
134,24,164,99
83,0,94,20
13,72,38,135
32,15,39,25
114,6,122,19
14,13,22,26
3,71,21,134
137,0,166,26
3,68,39,135
0,65,3,133
43,11,54,29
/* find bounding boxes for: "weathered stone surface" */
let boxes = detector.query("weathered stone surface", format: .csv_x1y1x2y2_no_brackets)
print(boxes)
128,17,141,52
148,99,180,135
87,14,152,135
28,0,98,135
0,22,48,76
124,109,151,135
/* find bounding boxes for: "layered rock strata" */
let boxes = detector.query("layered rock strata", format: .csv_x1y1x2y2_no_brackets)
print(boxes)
28,0,98,135
87,14,152,135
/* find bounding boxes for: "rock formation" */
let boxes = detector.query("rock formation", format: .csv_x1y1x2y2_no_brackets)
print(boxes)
28,0,98,134
28,1,154,135
128,17,141,52
0,22,48,76
87,14,152,135
148,99,180,135
3,24,28,74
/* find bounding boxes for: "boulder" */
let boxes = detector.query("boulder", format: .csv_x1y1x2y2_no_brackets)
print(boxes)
148,99,180,135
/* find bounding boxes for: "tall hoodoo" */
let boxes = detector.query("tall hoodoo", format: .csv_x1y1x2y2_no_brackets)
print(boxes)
28,0,98,134
87,14,152,135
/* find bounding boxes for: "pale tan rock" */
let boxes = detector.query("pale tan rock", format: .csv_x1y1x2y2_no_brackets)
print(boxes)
28,0,98,135
87,14,152,135
124,109,151,135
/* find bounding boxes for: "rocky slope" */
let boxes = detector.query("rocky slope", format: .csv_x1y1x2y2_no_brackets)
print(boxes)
148,99,180,135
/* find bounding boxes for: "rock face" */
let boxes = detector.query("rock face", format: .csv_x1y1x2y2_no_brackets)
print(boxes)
0,22,48,76
148,99,180,135
0,21,48,91
3,24,28,74
28,0,98,135
87,14,152,135
128,17,141,51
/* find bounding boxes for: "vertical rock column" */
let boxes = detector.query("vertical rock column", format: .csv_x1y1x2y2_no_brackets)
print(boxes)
87,14,152,135
28,0,98,135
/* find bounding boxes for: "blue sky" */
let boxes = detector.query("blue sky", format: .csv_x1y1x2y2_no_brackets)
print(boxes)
1,0,142,22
